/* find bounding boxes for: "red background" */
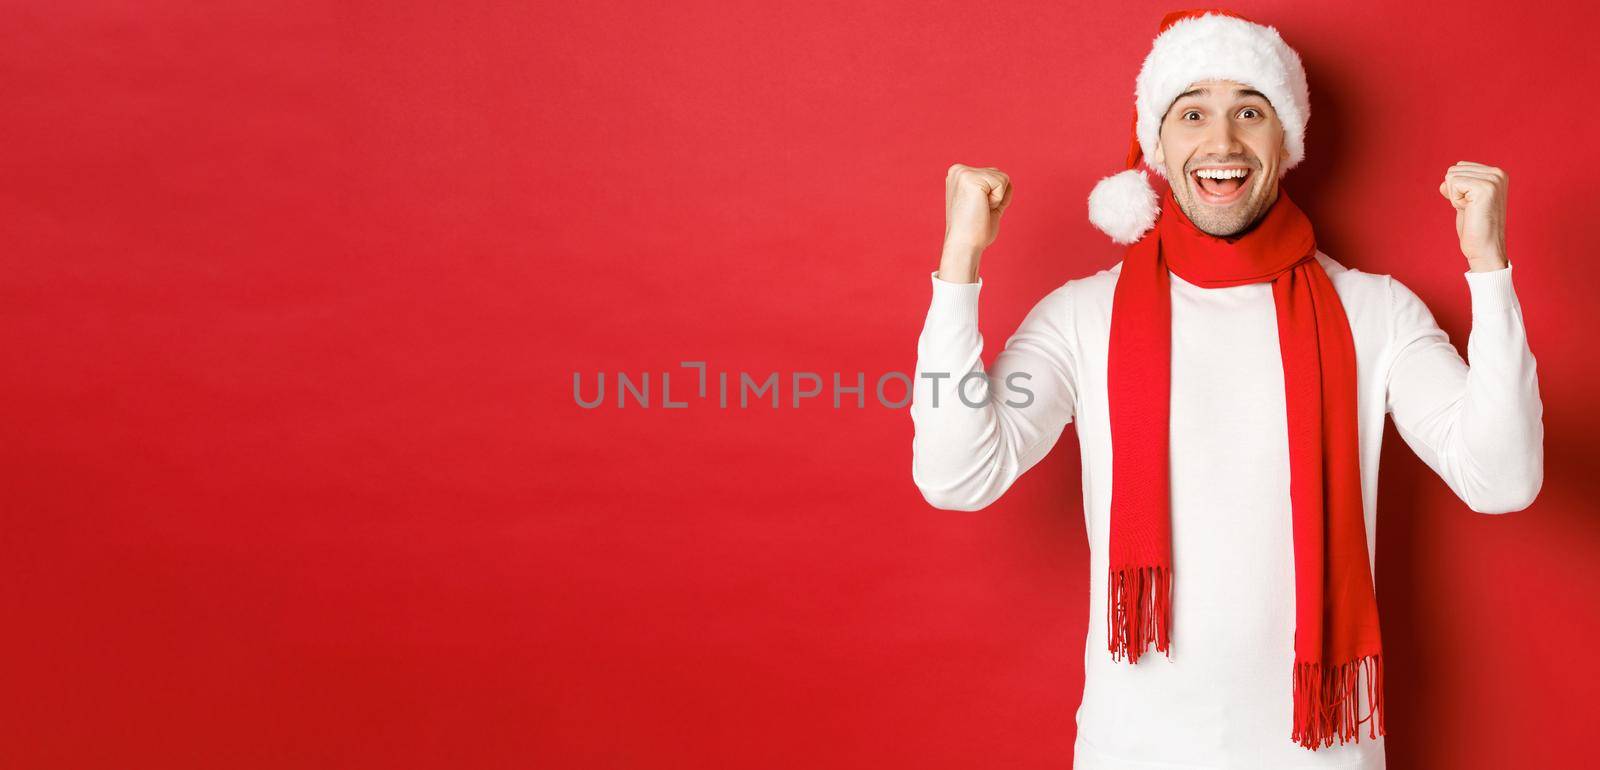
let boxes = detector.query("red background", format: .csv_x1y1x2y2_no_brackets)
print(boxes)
4,2,1596,768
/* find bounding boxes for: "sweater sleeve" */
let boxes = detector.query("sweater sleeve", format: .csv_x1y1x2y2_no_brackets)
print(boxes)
1383,263,1545,514
910,271,1079,511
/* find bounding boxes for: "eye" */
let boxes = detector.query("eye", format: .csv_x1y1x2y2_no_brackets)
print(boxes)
1181,110,1201,121
1239,107,1262,119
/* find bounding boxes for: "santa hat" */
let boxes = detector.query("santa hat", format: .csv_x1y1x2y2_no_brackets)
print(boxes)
1087,9,1311,244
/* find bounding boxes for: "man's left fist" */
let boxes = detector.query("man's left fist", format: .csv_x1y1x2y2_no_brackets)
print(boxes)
1438,161,1509,271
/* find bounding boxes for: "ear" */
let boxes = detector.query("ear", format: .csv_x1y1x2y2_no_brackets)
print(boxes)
1152,138,1165,169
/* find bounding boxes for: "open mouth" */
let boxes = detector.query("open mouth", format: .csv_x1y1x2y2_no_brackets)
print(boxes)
1190,166,1252,205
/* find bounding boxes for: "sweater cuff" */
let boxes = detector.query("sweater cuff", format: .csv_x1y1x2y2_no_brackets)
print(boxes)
1464,262,1519,317
928,270,982,327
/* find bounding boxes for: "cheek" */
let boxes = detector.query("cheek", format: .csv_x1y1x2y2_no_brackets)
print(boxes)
1254,130,1285,163
1165,144,1197,177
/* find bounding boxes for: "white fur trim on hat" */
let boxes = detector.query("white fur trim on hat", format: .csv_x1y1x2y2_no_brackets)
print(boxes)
1088,168,1159,245
1135,13,1310,181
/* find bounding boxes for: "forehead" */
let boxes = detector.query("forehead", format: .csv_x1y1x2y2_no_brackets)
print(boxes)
1173,79,1271,104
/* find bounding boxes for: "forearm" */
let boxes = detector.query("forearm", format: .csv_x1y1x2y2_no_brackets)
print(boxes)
1387,265,1544,513
910,274,1077,511
1454,265,1543,509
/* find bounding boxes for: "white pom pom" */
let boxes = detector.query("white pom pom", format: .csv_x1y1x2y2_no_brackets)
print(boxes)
1087,168,1159,245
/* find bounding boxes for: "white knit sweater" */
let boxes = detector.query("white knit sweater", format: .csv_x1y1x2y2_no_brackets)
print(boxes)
909,253,1544,770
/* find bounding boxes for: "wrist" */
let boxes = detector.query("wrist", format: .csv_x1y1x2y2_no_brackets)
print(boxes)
938,242,983,284
1467,253,1508,272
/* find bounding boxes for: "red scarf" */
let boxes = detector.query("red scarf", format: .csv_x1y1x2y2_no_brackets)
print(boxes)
1105,182,1386,749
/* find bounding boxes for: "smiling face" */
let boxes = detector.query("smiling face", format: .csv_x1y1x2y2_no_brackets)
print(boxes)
1151,78,1291,237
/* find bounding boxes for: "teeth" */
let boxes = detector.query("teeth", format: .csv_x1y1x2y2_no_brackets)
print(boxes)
1194,168,1249,179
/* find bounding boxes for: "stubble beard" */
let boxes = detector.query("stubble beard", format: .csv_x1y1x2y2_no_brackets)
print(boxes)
1171,170,1274,238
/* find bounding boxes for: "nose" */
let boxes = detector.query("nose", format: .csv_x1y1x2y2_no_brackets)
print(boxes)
1200,116,1246,161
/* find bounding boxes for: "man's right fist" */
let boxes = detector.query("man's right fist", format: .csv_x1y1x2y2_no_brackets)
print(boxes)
944,163,1013,255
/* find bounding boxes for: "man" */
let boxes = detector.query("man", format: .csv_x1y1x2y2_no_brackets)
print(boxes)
909,9,1544,770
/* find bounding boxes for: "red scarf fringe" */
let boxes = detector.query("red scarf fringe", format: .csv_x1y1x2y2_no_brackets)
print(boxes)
1291,654,1387,749
1107,564,1171,663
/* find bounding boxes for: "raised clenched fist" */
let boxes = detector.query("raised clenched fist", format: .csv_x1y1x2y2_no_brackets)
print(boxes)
1438,161,1509,271
940,164,1013,283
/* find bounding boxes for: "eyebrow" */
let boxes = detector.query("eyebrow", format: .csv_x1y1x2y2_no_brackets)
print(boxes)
1176,86,1270,102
